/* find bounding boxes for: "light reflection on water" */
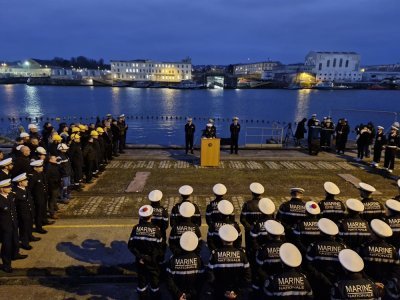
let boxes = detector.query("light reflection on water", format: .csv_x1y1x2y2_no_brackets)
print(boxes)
294,89,311,123
24,85,43,118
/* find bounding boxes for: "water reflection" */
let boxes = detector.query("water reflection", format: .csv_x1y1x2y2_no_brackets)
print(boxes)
294,89,311,123
24,85,43,118
160,89,177,112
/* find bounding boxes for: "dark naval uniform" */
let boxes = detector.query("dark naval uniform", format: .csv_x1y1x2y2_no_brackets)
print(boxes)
184,122,195,154
230,122,240,154
207,245,251,299
291,216,321,254
373,130,387,164
0,169,11,181
150,202,169,247
14,186,35,248
318,197,346,222
170,200,201,228
249,217,274,252
361,198,385,223
68,140,84,187
384,131,400,171
359,238,399,282
330,273,381,300
384,214,400,249
165,251,205,300
276,198,307,230
338,215,372,249
0,193,20,269
206,197,234,226
128,220,164,298
240,197,263,251
207,219,242,251
168,220,201,255
264,268,314,299
28,170,48,232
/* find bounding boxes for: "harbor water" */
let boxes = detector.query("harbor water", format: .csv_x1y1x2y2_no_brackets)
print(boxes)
0,85,399,145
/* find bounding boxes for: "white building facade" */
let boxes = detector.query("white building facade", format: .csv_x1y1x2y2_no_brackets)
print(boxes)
111,59,192,82
305,51,362,82
233,61,281,76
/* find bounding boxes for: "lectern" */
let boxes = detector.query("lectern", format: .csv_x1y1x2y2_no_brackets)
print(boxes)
201,138,220,167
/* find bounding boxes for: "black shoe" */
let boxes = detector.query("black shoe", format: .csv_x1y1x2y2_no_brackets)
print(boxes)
35,229,48,234
30,236,41,242
20,244,33,250
13,254,28,260
2,265,12,273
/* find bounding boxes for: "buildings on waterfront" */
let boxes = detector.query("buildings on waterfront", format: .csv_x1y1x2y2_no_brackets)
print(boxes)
110,58,192,83
304,51,362,82
0,59,51,78
233,61,281,77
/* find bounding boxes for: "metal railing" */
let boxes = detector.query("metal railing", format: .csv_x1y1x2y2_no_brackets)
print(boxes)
244,126,284,147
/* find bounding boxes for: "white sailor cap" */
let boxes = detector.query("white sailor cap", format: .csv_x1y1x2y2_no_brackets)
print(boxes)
386,199,400,212
217,200,234,215
16,145,24,151
0,179,12,188
280,243,302,268
36,147,47,155
346,198,364,212
0,158,13,167
318,218,339,236
119,114,125,118
391,126,399,131
20,132,30,138
398,179,400,188
258,198,275,215
30,159,44,167
233,117,239,120
359,182,376,193
208,118,214,123
12,173,28,182
311,114,317,117
324,182,340,195
148,190,163,202
371,219,392,238
179,202,195,218
106,113,112,117
213,183,227,196
138,205,153,217
339,249,364,273
28,124,37,129
305,201,321,215
206,123,213,127
264,220,285,236
187,117,193,122
179,185,193,196
218,224,239,242
57,143,69,150
291,187,305,194
180,231,199,252
250,182,264,194
377,126,384,130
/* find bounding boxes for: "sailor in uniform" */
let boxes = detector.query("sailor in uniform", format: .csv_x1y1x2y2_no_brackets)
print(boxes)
170,185,201,228
148,190,169,250
184,117,196,154
318,182,345,222
165,231,205,300
128,205,164,300
358,182,385,222
207,224,251,299
276,187,307,231
0,158,13,181
230,117,241,154
206,183,230,226
338,199,372,249
371,126,387,167
383,125,400,173
331,249,382,299
264,243,313,299
202,123,216,139
383,199,400,248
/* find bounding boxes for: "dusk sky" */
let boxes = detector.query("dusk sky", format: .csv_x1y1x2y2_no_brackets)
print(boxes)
1,0,399,65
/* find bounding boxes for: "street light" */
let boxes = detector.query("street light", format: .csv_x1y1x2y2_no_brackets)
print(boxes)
24,61,30,76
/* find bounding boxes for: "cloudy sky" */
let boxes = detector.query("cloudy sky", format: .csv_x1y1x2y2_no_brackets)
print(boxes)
1,0,399,65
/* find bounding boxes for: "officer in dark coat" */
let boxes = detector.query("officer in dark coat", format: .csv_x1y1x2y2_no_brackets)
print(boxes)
168,202,202,255
46,156,61,219
207,224,251,299
384,125,400,173
96,127,106,167
29,159,52,234
254,220,285,297
166,231,205,300
68,134,84,190
12,173,39,250
371,126,387,167
359,219,399,283
338,199,372,249
318,182,345,222
207,200,242,251
128,205,164,300
240,182,265,252
335,118,350,154
384,199,400,249
82,137,96,183
11,146,31,178
305,218,347,299
206,183,230,226
359,182,385,222
185,117,195,154
202,123,216,138
90,130,100,176
170,185,201,228
263,243,314,299
103,122,113,161
331,249,382,299
148,190,169,250
0,158,13,181
58,143,72,202
230,117,240,154
320,117,334,151
0,179,27,273
276,187,307,231
117,114,128,153
295,118,307,146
